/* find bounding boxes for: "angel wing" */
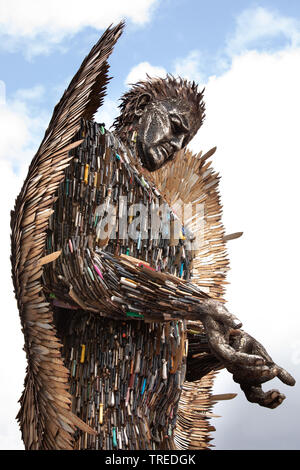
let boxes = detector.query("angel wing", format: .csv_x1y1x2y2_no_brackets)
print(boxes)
10,22,124,450
143,146,230,300
143,146,236,449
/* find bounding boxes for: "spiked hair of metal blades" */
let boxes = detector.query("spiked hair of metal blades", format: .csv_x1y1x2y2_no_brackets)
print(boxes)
114,74,205,137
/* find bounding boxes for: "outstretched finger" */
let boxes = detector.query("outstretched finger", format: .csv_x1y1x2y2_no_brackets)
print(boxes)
276,366,296,386
232,365,279,386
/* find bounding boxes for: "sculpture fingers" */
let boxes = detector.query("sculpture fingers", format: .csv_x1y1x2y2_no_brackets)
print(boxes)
201,299,242,329
263,390,286,409
201,315,264,367
205,330,265,367
233,332,296,387
240,332,274,363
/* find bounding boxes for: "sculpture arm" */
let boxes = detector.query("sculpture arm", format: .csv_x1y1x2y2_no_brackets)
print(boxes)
48,247,243,328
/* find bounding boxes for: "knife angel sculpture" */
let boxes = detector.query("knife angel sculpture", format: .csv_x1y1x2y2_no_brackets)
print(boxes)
10,22,295,450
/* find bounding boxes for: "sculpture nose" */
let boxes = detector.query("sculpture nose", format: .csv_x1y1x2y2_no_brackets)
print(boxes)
170,134,186,151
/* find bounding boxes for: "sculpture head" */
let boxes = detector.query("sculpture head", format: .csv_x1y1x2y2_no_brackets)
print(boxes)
114,75,205,171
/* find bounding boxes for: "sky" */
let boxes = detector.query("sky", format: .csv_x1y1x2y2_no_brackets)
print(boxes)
1,0,300,450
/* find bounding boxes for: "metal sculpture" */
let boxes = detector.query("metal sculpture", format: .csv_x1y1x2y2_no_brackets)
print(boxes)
10,22,295,450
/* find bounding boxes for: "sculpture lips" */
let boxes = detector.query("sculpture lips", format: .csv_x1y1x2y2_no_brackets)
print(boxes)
160,144,169,158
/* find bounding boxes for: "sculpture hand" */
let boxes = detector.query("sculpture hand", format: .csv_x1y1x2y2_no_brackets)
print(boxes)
200,307,295,408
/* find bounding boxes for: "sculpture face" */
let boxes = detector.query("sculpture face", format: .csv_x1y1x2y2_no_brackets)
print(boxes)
135,96,199,171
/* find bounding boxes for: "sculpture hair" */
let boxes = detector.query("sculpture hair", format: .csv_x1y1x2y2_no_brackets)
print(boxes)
113,74,205,136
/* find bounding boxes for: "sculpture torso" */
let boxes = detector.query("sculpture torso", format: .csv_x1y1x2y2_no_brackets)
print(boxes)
43,119,195,449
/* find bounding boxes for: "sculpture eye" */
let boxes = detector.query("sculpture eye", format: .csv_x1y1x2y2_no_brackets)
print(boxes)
171,116,183,133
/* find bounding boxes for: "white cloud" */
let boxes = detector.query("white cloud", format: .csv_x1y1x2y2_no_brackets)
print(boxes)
0,85,49,174
14,84,45,102
226,6,300,56
0,80,6,105
170,7,300,85
172,49,205,84
189,46,300,449
125,61,167,86
0,0,159,57
190,46,300,342
94,97,120,129
125,52,205,89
